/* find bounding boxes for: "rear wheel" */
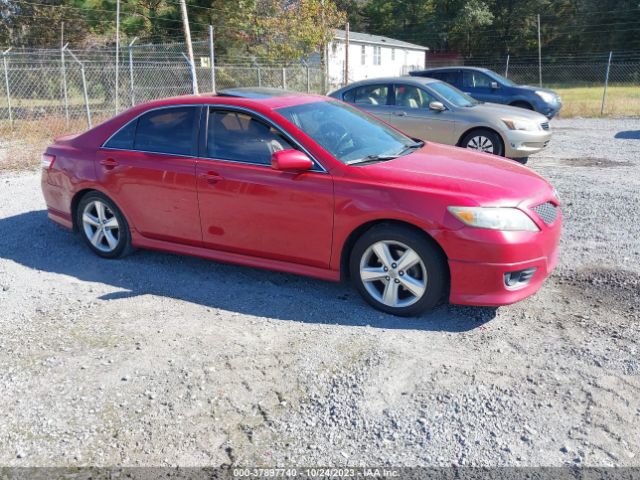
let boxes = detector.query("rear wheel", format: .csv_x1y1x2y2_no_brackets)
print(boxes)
461,129,504,157
77,192,132,258
349,225,447,316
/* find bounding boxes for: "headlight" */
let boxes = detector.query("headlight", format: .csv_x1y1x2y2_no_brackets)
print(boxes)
502,118,538,131
535,90,556,103
448,206,539,232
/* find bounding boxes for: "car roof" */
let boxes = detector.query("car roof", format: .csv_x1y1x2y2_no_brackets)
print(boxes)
333,75,440,91
416,66,490,73
132,89,326,111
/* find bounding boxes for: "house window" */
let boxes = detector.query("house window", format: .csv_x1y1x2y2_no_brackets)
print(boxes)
361,45,366,65
391,48,395,61
373,46,381,65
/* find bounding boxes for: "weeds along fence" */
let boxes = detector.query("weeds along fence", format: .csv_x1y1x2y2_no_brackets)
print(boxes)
0,41,325,169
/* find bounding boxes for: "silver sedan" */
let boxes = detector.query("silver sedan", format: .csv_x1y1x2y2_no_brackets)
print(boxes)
329,76,552,160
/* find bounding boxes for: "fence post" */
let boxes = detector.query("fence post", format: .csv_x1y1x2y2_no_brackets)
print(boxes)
257,67,262,87
504,54,510,78
181,52,197,94
306,65,311,93
128,37,137,107
61,25,69,126
601,51,613,115
2,48,13,130
66,47,92,128
209,25,216,93
281,67,287,90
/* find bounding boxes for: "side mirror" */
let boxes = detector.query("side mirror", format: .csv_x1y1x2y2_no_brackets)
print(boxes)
271,149,314,172
490,81,499,89
428,101,446,112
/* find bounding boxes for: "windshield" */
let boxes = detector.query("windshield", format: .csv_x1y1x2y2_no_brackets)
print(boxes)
276,100,419,164
428,81,479,107
486,70,517,87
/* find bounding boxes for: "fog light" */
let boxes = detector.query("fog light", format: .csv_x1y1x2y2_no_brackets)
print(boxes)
504,268,537,287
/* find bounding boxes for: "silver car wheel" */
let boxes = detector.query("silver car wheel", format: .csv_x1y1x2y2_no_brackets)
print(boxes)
359,240,428,308
82,200,120,253
467,135,494,153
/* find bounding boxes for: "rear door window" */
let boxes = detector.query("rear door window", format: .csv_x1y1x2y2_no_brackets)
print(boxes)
343,84,390,106
133,107,198,155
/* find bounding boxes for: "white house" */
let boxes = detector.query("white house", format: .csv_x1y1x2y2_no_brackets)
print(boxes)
327,29,428,88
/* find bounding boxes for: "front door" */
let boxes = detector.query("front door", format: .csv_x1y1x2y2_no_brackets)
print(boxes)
196,108,334,268
388,83,457,144
96,105,202,246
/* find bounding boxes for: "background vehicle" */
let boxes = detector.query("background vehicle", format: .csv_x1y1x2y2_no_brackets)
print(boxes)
41,90,561,316
329,77,552,160
409,67,562,118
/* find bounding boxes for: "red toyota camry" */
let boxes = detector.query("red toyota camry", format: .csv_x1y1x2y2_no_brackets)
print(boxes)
41,88,561,316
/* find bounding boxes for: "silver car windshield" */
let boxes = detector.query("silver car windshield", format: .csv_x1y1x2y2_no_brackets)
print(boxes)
428,81,479,107
276,100,419,164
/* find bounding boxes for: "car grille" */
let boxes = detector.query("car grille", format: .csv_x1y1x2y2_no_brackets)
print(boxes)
540,122,550,131
533,202,558,225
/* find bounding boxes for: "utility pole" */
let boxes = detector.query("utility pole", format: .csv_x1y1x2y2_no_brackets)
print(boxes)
344,21,349,86
115,0,120,113
537,14,542,87
179,0,198,94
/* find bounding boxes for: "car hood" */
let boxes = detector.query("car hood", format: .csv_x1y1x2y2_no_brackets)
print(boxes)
354,142,553,207
467,102,550,122
518,85,558,96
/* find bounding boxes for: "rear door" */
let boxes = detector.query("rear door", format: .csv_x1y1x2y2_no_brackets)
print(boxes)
387,83,457,144
97,105,202,246
195,107,334,268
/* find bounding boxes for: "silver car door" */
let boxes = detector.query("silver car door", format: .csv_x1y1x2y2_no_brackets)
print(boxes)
388,83,457,145
345,83,393,124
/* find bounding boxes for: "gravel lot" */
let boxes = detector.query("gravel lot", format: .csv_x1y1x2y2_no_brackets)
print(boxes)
1,118,639,467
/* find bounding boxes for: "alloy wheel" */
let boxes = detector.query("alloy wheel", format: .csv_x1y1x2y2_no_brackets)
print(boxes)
467,135,494,153
82,200,120,253
359,240,428,308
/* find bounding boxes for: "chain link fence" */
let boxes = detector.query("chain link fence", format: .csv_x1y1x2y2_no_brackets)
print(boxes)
1,41,639,170
0,41,325,169
416,52,640,117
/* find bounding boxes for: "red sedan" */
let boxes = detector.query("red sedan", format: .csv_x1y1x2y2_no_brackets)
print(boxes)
41,89,561,316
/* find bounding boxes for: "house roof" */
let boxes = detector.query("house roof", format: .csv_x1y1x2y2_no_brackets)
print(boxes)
334,29,429,51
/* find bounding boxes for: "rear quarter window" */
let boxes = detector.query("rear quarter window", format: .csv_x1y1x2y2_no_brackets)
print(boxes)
104,120,136,150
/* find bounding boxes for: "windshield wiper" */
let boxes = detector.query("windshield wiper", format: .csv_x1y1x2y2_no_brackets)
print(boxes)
396,141,424,155
346,154,399,166
346,141,425,166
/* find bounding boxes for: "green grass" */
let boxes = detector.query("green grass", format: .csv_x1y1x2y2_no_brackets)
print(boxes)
553,85,640,118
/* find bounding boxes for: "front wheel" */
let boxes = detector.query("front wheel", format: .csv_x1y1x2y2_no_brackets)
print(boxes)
461,129,504,157
349,225,448,316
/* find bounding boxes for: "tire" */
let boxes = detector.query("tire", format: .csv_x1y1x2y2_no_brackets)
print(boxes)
349,224,448,317
511,101,534,110
76,192,132,259
461,129,504,157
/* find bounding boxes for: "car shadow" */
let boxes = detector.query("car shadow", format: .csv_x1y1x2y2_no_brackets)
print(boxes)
614,131,640,140
0,210,497,332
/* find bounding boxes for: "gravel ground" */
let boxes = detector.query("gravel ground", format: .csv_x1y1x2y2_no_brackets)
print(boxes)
0,117,639,467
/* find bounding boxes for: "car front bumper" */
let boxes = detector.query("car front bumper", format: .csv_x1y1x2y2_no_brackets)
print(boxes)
438,202,562,306
503,128,553,158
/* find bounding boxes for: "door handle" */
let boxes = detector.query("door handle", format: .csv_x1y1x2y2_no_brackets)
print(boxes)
100,158,118,170
200,171,222,184
393,111,407,117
